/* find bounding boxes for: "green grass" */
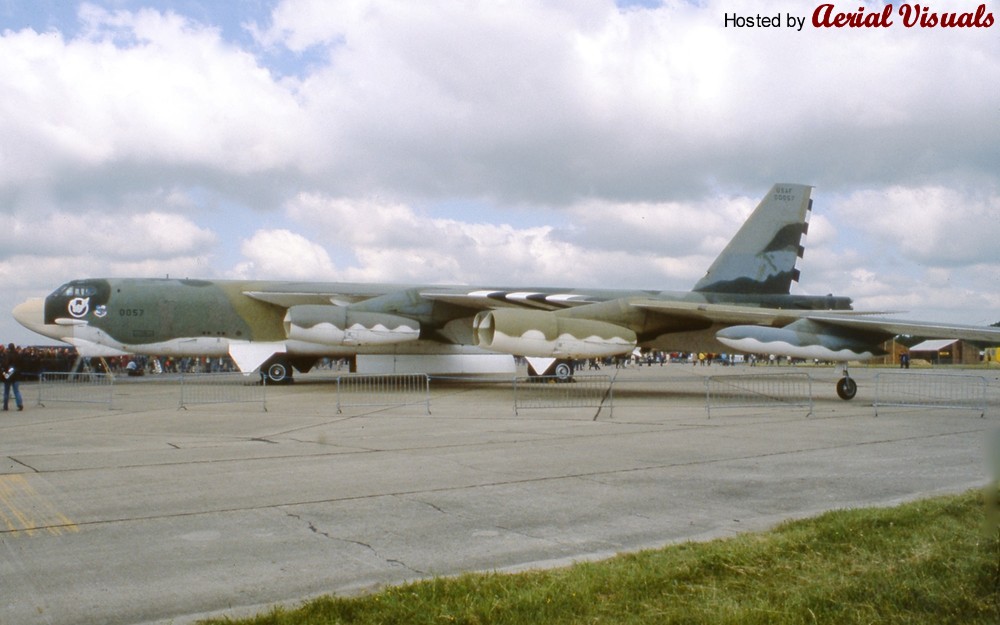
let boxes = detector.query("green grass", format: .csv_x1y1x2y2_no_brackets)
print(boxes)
202,489,1000,625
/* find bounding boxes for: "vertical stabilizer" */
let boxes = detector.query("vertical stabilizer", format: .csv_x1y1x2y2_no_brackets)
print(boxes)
693,183,812,295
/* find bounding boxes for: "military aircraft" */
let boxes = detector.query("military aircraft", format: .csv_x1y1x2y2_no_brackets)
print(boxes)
12,183,1000,399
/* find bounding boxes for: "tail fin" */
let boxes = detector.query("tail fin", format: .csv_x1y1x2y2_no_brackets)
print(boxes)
693,183,812,295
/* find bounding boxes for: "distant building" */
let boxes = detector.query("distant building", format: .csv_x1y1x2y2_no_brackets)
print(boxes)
907,339,980,365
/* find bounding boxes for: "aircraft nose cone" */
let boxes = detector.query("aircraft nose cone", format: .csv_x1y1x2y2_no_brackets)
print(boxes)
12,298,48,335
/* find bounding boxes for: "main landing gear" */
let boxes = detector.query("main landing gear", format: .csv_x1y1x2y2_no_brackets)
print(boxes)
836,364,858,400
259,355,315,385
551,360,574,381
526,358,575,382
264,359,293,385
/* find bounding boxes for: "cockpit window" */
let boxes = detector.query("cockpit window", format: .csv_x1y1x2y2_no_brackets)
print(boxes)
49,281,107,300
59,285,98,297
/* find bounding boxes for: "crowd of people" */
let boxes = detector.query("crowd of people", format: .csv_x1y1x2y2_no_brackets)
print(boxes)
0,344,254,412
579,351,762,370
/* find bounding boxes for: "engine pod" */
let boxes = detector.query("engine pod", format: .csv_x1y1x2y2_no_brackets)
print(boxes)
716,319,883,361
284,305,420,346
473,309,636,358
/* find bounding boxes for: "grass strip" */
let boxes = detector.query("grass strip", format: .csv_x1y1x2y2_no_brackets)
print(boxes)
202,489,1000,625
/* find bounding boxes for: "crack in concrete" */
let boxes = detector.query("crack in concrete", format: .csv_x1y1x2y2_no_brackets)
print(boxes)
415,499,447,515
285,511,427,576
7,456,38,473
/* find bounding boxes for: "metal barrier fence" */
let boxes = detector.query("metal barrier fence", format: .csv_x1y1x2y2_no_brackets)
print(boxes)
705,372,814,418
874,372,987,417
37,372,115,409
335,374,431,414
179,373,268,411
513,375,613,417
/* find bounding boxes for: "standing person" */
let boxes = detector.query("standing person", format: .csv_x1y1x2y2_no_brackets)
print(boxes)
3,343,24,411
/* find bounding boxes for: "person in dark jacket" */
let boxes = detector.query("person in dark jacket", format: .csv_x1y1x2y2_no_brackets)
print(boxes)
3,343,24,411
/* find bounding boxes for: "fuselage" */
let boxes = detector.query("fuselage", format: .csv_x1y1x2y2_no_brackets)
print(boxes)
17,277,854,362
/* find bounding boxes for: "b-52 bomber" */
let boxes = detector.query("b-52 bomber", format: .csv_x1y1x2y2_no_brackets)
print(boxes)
13,183,1000,399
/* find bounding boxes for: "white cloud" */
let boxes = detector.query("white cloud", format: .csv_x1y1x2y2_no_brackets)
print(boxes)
244,0,1000,200
0,5,305,190
834,185,1000,266
3,211,216,261
232,228,338,280
281,192,586,284
563,193,754,256
3,1,998,207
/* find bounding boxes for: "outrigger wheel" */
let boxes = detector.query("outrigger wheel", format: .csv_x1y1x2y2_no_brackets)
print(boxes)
836,365,857,400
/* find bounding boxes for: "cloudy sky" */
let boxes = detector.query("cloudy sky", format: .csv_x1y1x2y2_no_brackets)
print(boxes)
1,0,999,344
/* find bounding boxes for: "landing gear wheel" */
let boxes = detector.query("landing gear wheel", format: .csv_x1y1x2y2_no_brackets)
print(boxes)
836,376,857,400
552,360,574,383
525,358,575,382
264,359,294,385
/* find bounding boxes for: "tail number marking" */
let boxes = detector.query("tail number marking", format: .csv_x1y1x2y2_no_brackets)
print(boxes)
772,186,796,201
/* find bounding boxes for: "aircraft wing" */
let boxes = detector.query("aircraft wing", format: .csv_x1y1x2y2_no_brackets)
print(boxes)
243,291,352,307
631,299,812,325
801,314,1000,343
243,289,387,308
714,310,1000,362
631,301,993,341
420,289,601,311
244,286,602,311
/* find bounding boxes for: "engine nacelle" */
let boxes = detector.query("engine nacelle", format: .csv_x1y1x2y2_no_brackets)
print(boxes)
716,320,883,361
473,309,636,358
284,305,420,346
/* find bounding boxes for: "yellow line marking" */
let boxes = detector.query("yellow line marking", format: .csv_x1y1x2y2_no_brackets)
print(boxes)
0,474,79,537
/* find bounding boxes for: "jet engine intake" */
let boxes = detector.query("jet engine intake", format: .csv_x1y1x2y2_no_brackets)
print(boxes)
284,305,420,346
473,309,636,358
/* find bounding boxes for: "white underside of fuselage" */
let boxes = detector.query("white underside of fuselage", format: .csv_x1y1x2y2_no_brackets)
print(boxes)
57,322,498,358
